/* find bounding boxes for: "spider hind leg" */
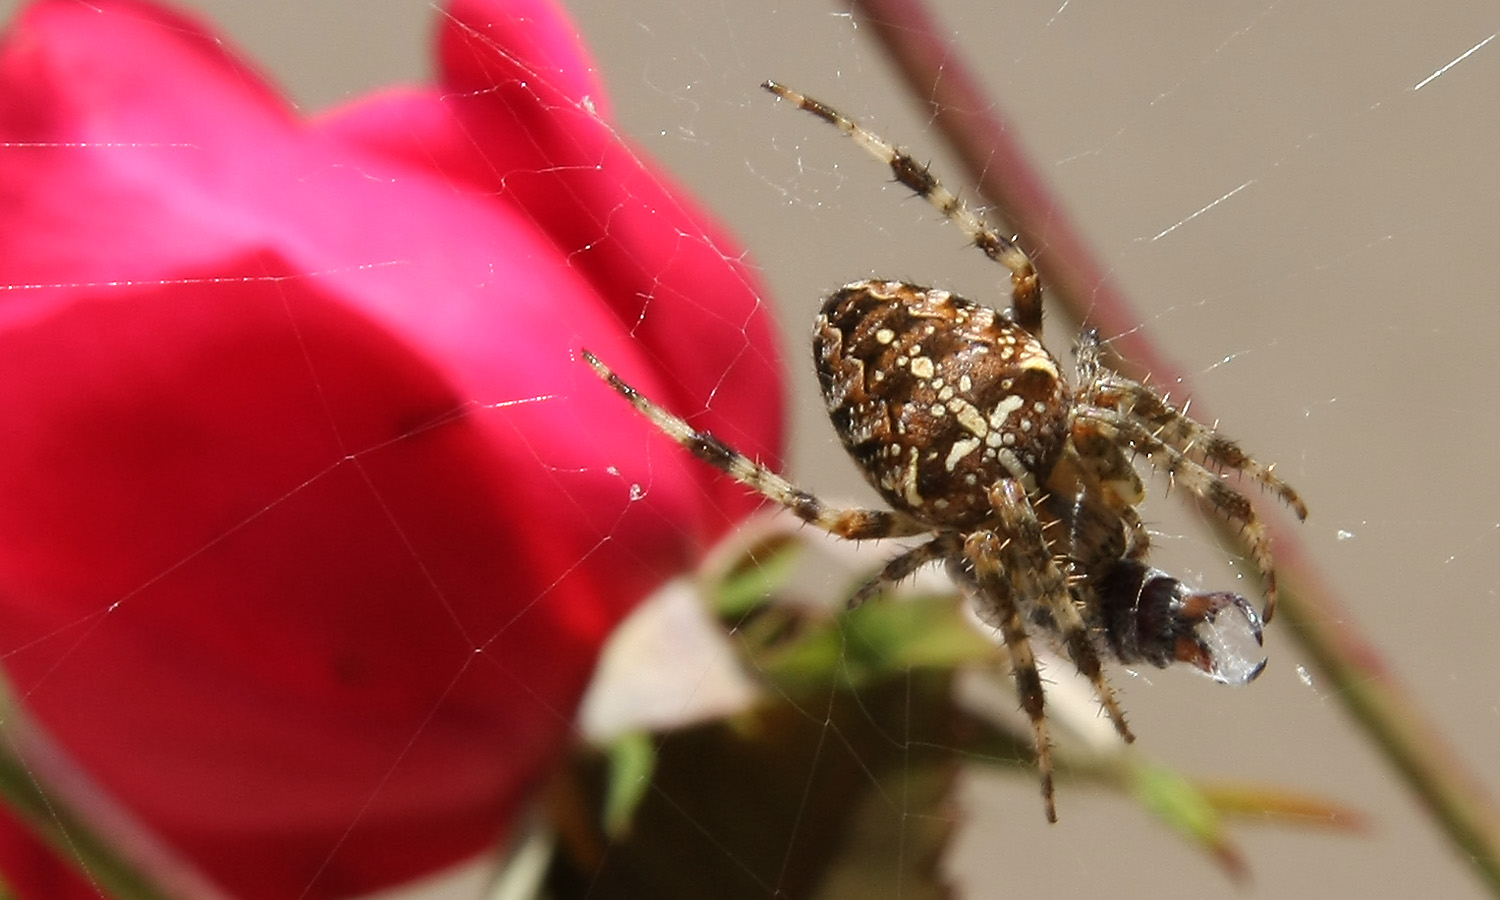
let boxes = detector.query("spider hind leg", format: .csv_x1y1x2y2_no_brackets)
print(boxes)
763,81,1043,337
847,533,962,609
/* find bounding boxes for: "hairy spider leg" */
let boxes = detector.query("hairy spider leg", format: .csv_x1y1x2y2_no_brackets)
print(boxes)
582,349,930,542
1092,371,1308,521
763,81,1043,337
846,533,964,608
964,530,1058,821
988,480,1134,744
1075,409,1282,621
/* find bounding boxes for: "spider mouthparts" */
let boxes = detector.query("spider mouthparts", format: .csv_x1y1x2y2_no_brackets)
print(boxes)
1099,562,1267,685
1172,590,1267,685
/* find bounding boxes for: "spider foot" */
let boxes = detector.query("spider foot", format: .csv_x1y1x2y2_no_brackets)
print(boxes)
1039,761,1057,824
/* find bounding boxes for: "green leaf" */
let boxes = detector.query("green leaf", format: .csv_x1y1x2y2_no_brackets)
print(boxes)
706,531,803,618
752,595,997,693
1127,761,1247,879
602,733,657,839
1196,780,1368,831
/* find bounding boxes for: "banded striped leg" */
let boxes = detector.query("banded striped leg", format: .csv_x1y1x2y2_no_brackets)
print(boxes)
964,530,1058,822
763,81,1044,337
1092,372,1309,520
847,533,964,608
1076,408,1282,621
583,350,930,542
988,481,1134,745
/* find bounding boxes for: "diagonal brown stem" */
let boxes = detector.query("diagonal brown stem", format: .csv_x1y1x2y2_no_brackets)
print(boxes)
845,0,1500,894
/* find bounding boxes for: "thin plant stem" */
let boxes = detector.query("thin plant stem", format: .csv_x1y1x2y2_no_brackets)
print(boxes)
0,727,180,900
846,0,1500,894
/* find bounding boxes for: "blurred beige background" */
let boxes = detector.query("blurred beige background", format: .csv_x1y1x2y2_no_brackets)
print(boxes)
4,1,1498,898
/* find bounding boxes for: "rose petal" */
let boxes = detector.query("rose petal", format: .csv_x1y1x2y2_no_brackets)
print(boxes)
0,0,784,896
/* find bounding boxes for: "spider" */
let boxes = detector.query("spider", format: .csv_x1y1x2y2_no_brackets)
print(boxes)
582,81,1307,821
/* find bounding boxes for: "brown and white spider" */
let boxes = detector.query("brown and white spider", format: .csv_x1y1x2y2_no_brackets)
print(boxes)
583,81,1307,821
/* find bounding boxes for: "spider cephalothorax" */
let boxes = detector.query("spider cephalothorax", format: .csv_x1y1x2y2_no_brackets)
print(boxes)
583,82,1306,821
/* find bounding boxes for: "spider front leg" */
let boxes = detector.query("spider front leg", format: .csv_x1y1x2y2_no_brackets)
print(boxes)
583,349,930,542
958,480,1136,823
1092,372,1308,521
1075,408,1283,621
987,481,1134,746
963,529,1059,822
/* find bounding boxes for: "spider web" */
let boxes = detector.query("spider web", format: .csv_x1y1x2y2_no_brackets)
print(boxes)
1,1,1499,899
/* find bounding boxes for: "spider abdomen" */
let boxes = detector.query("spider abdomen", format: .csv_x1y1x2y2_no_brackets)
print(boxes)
814,280,1070,527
